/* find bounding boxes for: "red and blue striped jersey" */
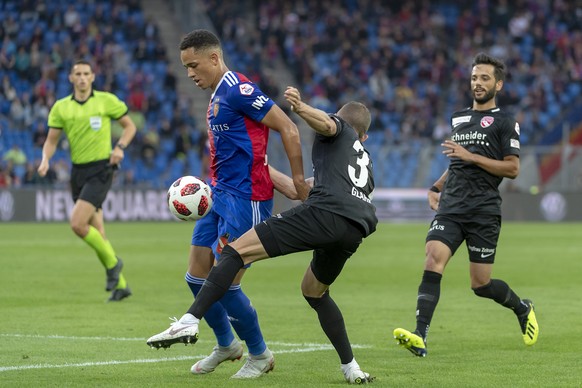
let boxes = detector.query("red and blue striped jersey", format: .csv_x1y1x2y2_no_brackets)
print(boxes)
206,71,275,201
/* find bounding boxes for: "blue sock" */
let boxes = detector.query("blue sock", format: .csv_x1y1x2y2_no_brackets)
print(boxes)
220,285,267,356
185,273,235,347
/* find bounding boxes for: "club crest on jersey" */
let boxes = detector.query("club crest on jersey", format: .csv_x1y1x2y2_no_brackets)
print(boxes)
239,83,254,95
213,102,219,116
480,116,494,128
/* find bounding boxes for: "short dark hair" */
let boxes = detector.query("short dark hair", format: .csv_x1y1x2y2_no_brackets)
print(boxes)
337,101,371,138
472,52,506,82
180,29,221,51
70,59,93,73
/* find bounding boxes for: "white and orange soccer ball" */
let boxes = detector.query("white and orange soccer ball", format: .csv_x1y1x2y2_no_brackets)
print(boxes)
167,175,213,221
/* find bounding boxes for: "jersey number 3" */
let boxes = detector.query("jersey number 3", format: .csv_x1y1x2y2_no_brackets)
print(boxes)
348,140,370,188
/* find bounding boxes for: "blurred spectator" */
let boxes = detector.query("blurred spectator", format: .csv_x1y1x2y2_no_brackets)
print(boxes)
52,160,71,187
163,68,177,91
432,117,450,144
32,121,48,148
1,75,17,102
0,164,14,187
3,145,27,166
140,130,160,163
9,97,26,128
23,161,56,186
63,5,80,28
158,119,173,140
14,46,31,79
174,123,197,160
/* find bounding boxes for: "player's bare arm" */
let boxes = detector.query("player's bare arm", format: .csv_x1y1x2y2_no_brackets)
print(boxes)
284,86,337,137
268,165,314,200
38,128,61,177
110,114,137,166
261,105,310,201
442,140,519,178
428,169,448,211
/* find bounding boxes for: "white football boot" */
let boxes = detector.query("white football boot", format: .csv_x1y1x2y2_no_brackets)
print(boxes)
342,359,375,384
231,348,275,379
146,314,199,349
191,339,244,374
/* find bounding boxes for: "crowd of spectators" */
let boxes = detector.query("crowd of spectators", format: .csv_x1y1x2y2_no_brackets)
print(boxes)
204,0,582,186
1,0,581,189
0,0,205,189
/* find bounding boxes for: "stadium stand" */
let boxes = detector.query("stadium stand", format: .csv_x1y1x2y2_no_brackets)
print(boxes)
201,0,581,188
0,0,203,188
1,0,581,190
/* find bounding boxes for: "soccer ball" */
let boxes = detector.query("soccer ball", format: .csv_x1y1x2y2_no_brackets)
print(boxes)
167,175,213,221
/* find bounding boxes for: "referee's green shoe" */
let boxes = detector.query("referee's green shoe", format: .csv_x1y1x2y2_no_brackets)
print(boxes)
518,299,539,346
393,328,427,357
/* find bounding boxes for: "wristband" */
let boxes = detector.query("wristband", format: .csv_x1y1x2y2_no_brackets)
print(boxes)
429,185,440,193
116,143,127,150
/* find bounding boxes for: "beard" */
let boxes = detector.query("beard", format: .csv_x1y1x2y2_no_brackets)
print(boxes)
473,88,496,104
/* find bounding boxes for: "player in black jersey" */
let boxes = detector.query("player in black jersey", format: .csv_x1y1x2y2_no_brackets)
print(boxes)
162,86,377,384
393,53,539,357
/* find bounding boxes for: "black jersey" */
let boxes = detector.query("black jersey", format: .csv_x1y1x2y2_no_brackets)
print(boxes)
439,107,520,215
304,114,377,236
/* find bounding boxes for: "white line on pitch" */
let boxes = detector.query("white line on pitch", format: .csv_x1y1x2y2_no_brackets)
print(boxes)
0,334,368,350
1,345,371,373
0,333,146,342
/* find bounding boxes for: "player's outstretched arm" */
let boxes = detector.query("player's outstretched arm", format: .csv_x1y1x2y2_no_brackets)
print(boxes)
284,86,337,137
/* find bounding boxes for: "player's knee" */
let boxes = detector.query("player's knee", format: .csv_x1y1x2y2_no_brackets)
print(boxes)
472,281,494,298
69,221,87,237
424,241,451,272
304,290,330,309
221,245,243,264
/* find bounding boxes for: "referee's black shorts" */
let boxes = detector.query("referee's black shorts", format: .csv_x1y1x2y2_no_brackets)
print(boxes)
255,203,364,285
70,159,115,209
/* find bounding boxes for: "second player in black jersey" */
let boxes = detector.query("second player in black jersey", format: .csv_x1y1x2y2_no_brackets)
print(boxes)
393,52,538,358
440,108,520,215
166,86,377,384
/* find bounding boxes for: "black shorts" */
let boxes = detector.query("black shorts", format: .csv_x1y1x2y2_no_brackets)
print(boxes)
255,203,364,285
426,213,501,264
70,159,115,209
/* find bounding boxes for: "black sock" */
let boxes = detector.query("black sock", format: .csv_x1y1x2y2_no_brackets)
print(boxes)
305,291,353,364
415,270,442,339
472,279,527,315
187,245,244,319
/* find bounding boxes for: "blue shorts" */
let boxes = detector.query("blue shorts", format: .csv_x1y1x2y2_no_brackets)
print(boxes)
191,188,273,260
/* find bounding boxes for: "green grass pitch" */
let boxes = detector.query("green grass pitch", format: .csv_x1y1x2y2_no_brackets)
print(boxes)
1,222,581,387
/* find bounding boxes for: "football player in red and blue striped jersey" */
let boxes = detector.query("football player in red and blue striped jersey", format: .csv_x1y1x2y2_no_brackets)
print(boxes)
147,29,309,379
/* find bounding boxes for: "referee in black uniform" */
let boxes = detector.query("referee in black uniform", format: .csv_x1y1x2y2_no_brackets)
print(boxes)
157,86,377,384
394,52,539,357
